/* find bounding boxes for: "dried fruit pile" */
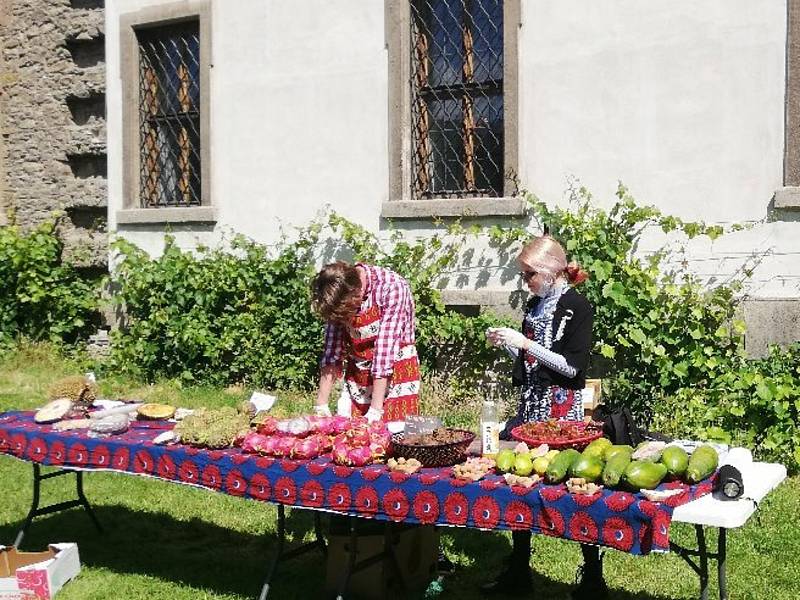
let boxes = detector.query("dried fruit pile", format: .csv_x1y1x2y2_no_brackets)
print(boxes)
174,407,251,449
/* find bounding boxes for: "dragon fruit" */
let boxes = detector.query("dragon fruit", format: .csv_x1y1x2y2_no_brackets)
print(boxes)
269,436,296,458
331,415,352,434
308,433,333,453
276,416,312,437
344,427,371,447
241,432,269,454
346,445,374,467
369,440,388,460
332,441,351,465
257,436,280,456
255,416,278,436
309,416,336,436
290,436,324,460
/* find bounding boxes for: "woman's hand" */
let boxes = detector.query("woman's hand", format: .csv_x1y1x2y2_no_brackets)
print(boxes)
365,406,383,423
313,404,332,417
490,327,532,351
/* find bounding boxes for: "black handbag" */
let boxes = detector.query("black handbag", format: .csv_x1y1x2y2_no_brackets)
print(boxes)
591,404,644,446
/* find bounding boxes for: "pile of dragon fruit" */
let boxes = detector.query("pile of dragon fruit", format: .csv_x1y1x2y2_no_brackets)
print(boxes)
238,415,392,467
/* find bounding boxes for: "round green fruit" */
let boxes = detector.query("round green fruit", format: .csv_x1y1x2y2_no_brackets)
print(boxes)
495,449,516,473
513,453,534,477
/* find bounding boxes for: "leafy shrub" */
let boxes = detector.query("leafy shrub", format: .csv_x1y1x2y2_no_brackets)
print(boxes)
109,232,324,388
0,222,98,344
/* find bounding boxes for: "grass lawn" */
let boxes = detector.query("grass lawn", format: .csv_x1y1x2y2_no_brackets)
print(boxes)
0,344,798,599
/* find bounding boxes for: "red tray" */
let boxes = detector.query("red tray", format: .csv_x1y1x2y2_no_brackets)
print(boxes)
510,421,605,451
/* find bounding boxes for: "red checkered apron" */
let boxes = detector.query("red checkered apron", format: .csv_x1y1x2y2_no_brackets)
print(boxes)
343,303,420,422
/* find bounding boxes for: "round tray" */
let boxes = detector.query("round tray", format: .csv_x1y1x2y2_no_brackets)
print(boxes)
391,429,476,468
510,421,604,451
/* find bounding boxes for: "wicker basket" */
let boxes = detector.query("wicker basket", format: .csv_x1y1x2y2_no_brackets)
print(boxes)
391,429,476,467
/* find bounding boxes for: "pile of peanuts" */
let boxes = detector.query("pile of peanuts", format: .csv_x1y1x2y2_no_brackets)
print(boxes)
452,456,495,481
387,457,423,474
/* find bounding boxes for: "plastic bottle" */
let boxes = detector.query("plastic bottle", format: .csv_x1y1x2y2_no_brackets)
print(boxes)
481,383,500,457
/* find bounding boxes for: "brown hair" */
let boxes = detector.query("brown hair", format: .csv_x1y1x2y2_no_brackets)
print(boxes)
517,235,589,286
310,261,363,324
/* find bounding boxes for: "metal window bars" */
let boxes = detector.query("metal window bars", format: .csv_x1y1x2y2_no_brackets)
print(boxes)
137,22,201,208
410,0,504,199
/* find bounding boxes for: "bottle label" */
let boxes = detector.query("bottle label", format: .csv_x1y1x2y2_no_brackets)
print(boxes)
482,421,500,456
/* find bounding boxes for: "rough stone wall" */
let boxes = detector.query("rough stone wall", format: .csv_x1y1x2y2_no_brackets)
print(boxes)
0,0,107,267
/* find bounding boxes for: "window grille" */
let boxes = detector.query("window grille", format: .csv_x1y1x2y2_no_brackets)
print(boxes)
410,0,504,199
137,21,201,207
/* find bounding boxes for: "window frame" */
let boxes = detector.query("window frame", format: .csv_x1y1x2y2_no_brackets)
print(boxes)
385,0,521,217
118,0,214,225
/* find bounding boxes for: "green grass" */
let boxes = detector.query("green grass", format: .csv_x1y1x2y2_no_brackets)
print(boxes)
0,343,798,599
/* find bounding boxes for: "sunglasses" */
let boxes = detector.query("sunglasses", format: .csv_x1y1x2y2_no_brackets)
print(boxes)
519,270,538,282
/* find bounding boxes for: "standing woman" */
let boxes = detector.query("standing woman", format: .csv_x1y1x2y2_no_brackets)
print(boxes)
482,235,607,599
310,261,420,424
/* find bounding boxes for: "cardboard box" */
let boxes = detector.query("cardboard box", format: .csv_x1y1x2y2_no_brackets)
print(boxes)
583,378,602,421
0,544,80,600
325,517,437,600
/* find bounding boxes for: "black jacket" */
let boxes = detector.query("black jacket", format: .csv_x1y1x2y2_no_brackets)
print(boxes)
511,287,594,390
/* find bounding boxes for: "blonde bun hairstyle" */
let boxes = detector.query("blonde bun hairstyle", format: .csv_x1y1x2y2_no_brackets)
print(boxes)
517,235,589,286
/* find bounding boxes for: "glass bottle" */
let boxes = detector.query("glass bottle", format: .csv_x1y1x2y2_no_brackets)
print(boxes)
481,382,500,457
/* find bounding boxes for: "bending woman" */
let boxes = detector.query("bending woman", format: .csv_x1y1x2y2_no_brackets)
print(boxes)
483,235,607,600
311,261,420,425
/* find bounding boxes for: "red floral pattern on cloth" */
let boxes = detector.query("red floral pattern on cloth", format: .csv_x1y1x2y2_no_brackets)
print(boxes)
91,445,111,469
301,480,325,508
249,473,272,501
0,411,717,555
602,516,635,552
16,567,50,599
383,488,410,521
412,490,440,524
472,496,501,529
201,464,222,490
444,492,469,526
355,486,379,517
504,500,534,530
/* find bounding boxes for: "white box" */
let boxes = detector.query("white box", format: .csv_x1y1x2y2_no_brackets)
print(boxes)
0,544,80,600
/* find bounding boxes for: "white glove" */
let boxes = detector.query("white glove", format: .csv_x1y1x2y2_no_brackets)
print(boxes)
492,327,532,351
365,406,383,423
313,404,332,417
485,327,504,347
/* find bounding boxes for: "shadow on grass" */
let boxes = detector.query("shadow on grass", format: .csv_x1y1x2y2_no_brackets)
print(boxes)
0,506,679,600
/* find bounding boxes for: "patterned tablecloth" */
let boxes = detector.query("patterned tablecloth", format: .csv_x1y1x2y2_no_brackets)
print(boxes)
0,411,715,555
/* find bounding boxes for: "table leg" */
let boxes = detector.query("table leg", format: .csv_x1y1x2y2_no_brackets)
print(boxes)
258,505,327,600
335,517,359,600
696,525,709,600
718,528,727,600
14,463,102,549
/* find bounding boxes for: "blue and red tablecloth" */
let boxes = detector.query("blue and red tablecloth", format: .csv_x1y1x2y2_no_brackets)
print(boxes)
0,411,714,555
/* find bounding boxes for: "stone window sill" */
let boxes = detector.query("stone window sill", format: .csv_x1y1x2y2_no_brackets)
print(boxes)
116,207,217,225
381,197,527,219
773,187,800,209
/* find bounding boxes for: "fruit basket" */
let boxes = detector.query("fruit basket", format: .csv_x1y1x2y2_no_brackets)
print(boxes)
510,420,604,451
390,428,476,468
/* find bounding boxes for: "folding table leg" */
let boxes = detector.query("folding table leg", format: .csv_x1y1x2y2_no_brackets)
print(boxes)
258,505,327,600
717,528,727,600
14,463,102,548
696,525,709,600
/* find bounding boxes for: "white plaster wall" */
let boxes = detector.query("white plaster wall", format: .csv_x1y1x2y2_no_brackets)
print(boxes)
518,0,786,223
107,0,388,256
106,0,800,299
516,0,799,298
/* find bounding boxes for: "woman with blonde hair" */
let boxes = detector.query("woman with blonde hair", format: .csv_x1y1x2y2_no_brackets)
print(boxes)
482,235,606,599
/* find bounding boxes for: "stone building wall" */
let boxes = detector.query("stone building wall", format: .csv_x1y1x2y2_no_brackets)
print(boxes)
0,0,106,267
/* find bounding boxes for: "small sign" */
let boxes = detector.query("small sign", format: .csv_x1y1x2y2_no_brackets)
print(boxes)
249,391,276,413
404,415,442,435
